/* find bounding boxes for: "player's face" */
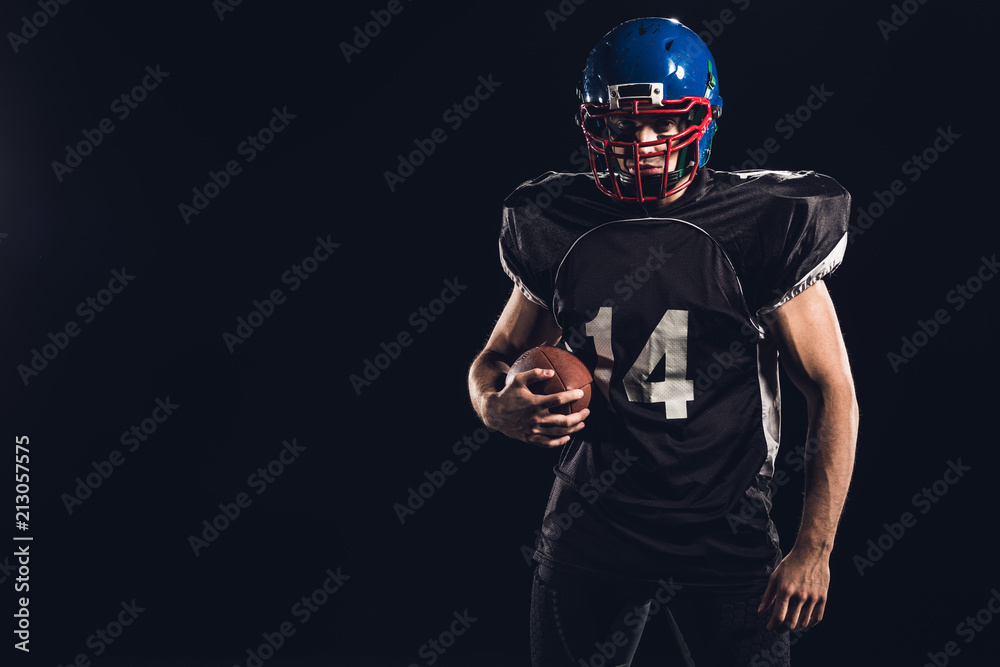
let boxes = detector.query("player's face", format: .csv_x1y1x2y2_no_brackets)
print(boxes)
607,113,689,177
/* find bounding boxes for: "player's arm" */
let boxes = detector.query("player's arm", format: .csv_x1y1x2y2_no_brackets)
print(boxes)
758,280,859,631
468,288,590,448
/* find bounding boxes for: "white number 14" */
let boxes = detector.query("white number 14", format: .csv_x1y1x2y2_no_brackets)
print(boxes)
581,306,694,420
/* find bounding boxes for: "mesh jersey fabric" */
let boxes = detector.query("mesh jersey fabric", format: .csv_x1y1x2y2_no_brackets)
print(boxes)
499,167,850,588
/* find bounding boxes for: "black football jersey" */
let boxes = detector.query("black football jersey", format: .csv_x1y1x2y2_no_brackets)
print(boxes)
500,167,850,588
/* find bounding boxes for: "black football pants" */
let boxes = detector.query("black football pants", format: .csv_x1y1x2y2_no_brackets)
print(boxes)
530,564,790,667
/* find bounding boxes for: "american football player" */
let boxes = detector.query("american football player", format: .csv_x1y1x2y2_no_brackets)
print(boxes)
468,17,858,666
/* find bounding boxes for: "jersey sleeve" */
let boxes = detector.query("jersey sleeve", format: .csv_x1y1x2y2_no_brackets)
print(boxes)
498,172,593,310
754,172,851,315
499,202,551,309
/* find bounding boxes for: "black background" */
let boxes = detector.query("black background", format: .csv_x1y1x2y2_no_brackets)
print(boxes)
3,0,998,665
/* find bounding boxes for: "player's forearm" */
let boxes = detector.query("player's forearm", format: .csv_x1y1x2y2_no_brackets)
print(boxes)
468,349,511,426
793,381,859,556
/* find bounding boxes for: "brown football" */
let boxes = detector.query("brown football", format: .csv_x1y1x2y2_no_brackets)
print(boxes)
507,346,593,414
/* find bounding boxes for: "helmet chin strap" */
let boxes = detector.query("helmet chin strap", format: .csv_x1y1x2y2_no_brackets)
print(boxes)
613,162,693,200
605,138,697,200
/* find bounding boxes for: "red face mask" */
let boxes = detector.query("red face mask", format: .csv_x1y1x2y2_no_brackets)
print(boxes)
580,96,714,202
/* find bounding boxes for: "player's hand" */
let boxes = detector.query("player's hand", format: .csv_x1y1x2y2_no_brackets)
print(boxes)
484,368,589,448
757,547,831,632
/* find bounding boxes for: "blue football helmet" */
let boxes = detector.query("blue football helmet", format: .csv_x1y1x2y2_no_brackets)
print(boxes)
579,18,723,201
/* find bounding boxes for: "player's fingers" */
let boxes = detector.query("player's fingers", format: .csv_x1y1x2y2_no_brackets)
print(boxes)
757,578,777,614
534,407,590,428
536,388,587,410
508,367,554,387
526,432,574,449
795,597,819,630
526,410,591,447
782,595,807,631
804,595,826,627
767,594,790,632
531,421,586,438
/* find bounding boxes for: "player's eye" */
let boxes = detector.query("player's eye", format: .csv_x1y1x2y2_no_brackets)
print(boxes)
609,120,637,135
608,117,681,139
653,120,679,134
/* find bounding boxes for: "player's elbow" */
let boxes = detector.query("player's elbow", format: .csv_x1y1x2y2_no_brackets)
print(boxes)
809,373,859,431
